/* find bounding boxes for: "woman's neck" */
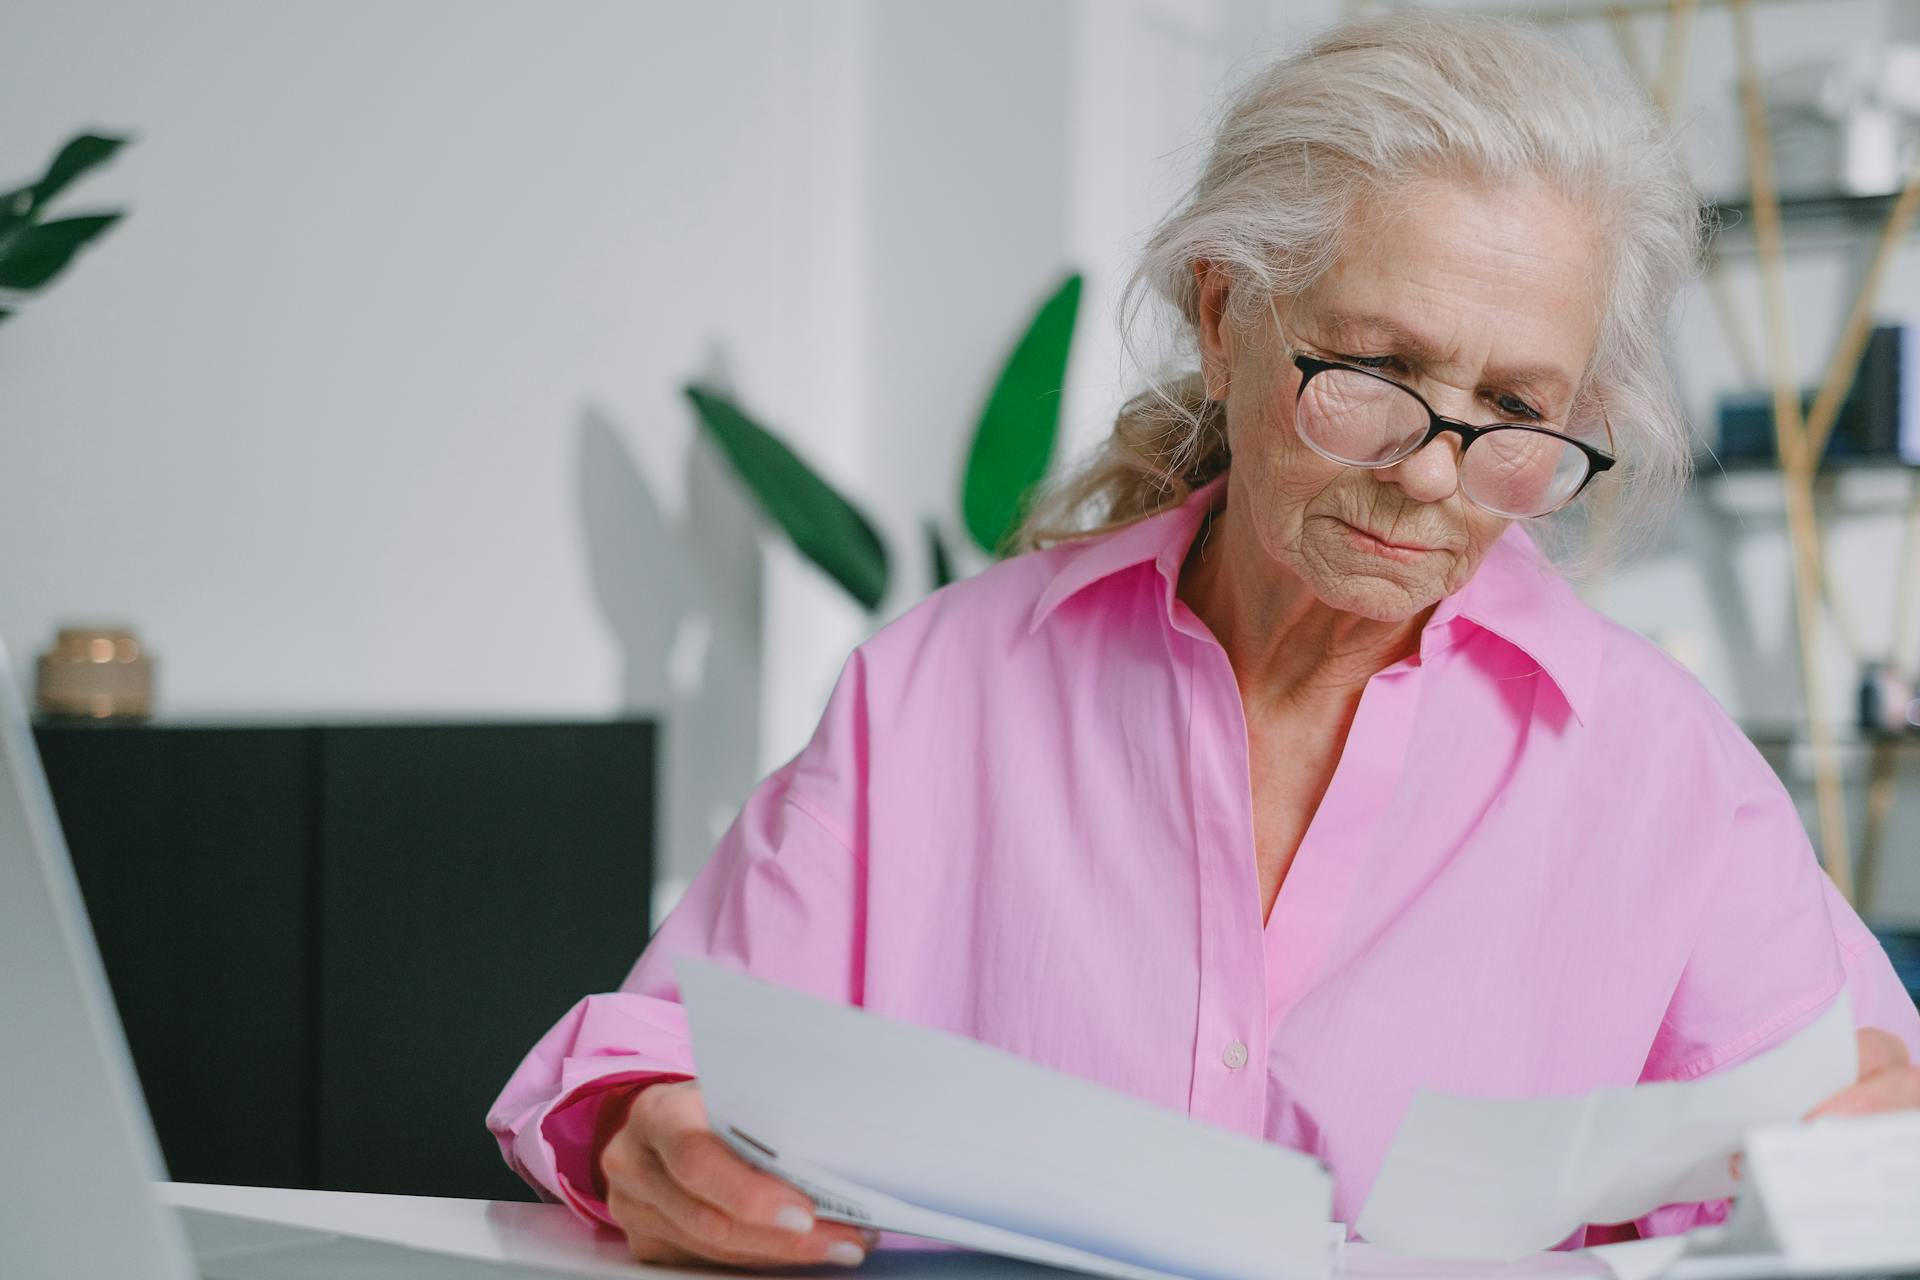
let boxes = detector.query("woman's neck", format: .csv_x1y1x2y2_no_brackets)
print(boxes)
1176,495,1431,720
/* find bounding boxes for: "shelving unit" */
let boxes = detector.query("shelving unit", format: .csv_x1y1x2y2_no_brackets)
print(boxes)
1712,191,1918,233
1349,0,1920,909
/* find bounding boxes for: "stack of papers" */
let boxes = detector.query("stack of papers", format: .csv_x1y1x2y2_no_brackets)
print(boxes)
676,959,1338,1280
1596,1109,1920,1280
1356,994,1858,1261
678,964,1918,1280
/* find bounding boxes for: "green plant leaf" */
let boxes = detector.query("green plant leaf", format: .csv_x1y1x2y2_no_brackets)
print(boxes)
962,271,1081,555
28,134,127,215
686,384,890,611
0,186,32,239
926,519,956,590
0,214,123,290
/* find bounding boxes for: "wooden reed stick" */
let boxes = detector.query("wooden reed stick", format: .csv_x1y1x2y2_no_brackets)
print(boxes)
1654,0,1696,117
1612,2,1763,389
1733,0,1806,471
1803,160,1920,462
1732,0,1854,897
1816,506,1867,668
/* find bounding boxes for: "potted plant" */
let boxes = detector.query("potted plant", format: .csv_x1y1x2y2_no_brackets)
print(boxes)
687,273,1082,608
0,132,128,324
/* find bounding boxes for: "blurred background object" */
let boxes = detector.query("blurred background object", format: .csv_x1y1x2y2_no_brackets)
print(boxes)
36,625,153,719
1711,324,1916,467
1762,44,1920,199
0,131,125,326
32,713,656,1201
687,271,1082,607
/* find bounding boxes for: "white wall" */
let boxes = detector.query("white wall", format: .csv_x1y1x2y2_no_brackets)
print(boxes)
3,0,805,712
0,0,863,888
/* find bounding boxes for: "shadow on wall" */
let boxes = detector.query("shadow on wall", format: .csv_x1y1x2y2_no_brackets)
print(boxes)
576,403,763,917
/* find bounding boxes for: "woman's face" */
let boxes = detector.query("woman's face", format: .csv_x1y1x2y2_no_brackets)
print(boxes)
1194,175,1607,623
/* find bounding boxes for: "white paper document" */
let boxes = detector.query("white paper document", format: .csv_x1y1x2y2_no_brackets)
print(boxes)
675,958,1340,1280
1678,1109,1920,1276
1356,993,1858,1262
1581,1111,1920,1280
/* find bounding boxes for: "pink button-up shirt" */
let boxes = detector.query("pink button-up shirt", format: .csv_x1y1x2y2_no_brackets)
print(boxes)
490,474,1920,1247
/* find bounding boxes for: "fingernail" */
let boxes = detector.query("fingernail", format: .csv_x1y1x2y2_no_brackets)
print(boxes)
827,1242,867,1266
775,1205,815,1233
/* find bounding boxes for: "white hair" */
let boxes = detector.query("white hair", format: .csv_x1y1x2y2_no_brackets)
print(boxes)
1021,8,1707,571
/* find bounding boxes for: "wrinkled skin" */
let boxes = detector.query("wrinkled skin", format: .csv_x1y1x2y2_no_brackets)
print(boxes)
1190,174,1603,629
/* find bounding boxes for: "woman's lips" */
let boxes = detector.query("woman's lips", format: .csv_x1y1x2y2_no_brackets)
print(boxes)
1338,520,1435,562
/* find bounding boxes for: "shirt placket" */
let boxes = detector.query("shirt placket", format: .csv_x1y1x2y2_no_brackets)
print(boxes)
1260,658,1423,1029
1172,603,1271,1138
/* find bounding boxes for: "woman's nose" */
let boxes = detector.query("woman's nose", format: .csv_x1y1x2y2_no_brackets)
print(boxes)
1377,434,1462,504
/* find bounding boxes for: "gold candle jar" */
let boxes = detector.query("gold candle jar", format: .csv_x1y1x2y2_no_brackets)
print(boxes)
36,627,154,720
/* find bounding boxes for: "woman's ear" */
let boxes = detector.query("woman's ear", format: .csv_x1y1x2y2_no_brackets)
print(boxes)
1192,259,1233,402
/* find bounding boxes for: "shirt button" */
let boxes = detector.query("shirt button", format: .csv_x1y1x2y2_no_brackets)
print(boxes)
1222,1039,1249,1070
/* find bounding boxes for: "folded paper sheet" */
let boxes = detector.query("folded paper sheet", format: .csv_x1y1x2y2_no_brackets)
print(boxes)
1697,1109,1920,1273
1357,992,1858,1262
1581,1113,1920,1280
675,958,1338,1280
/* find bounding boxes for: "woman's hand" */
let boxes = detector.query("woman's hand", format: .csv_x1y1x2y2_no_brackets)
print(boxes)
595,1079,874,1268
1731,1028,1918,1181
1807,1028,1920,1119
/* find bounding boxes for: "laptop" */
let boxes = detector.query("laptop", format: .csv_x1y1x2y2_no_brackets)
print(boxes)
0,641,655,1279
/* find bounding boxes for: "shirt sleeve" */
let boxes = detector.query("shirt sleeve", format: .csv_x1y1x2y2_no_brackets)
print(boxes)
485,649,871,1225
1627,775,1920,1240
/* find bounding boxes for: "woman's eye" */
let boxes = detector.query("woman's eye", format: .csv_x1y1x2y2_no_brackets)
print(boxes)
1496,395,1543,421
1345,353,1398,370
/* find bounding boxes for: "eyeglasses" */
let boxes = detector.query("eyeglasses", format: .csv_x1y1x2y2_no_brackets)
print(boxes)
1289,353,1616,519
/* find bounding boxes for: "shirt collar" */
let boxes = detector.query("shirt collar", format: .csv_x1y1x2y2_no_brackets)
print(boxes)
1433,522,1599,724
1026,475,1228,636
1026,472,1599,725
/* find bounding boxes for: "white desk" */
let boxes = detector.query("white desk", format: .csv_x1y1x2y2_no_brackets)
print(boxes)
160,1183,1137,1280
175,1182,1768,1280
163,1181,648,1278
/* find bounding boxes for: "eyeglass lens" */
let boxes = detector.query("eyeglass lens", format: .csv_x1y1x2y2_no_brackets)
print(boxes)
1296,367,1591,518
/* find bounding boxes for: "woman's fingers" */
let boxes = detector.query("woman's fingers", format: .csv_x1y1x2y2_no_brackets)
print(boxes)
1856,1029,1911,1079
1806,1029,1919,1119
611,1198,830,1270
648,1092,820,1232
639,1143,870,1266
1807,1065,1920,1118
630,1081,870,1266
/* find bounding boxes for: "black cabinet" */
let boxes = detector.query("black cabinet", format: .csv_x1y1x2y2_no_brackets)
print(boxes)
33,719,655,1202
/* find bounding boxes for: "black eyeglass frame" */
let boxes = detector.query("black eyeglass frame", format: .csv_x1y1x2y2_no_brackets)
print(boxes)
1290,352,1617,517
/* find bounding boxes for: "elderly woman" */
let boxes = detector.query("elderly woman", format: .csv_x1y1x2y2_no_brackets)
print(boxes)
490,11,1920,1267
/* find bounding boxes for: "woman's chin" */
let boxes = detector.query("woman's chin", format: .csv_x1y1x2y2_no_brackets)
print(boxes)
1295,552,1450,623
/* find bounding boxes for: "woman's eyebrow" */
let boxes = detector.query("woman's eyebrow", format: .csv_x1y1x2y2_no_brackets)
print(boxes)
1495,367,1574,403
1318,309,1573,400
1318,309,1437,355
